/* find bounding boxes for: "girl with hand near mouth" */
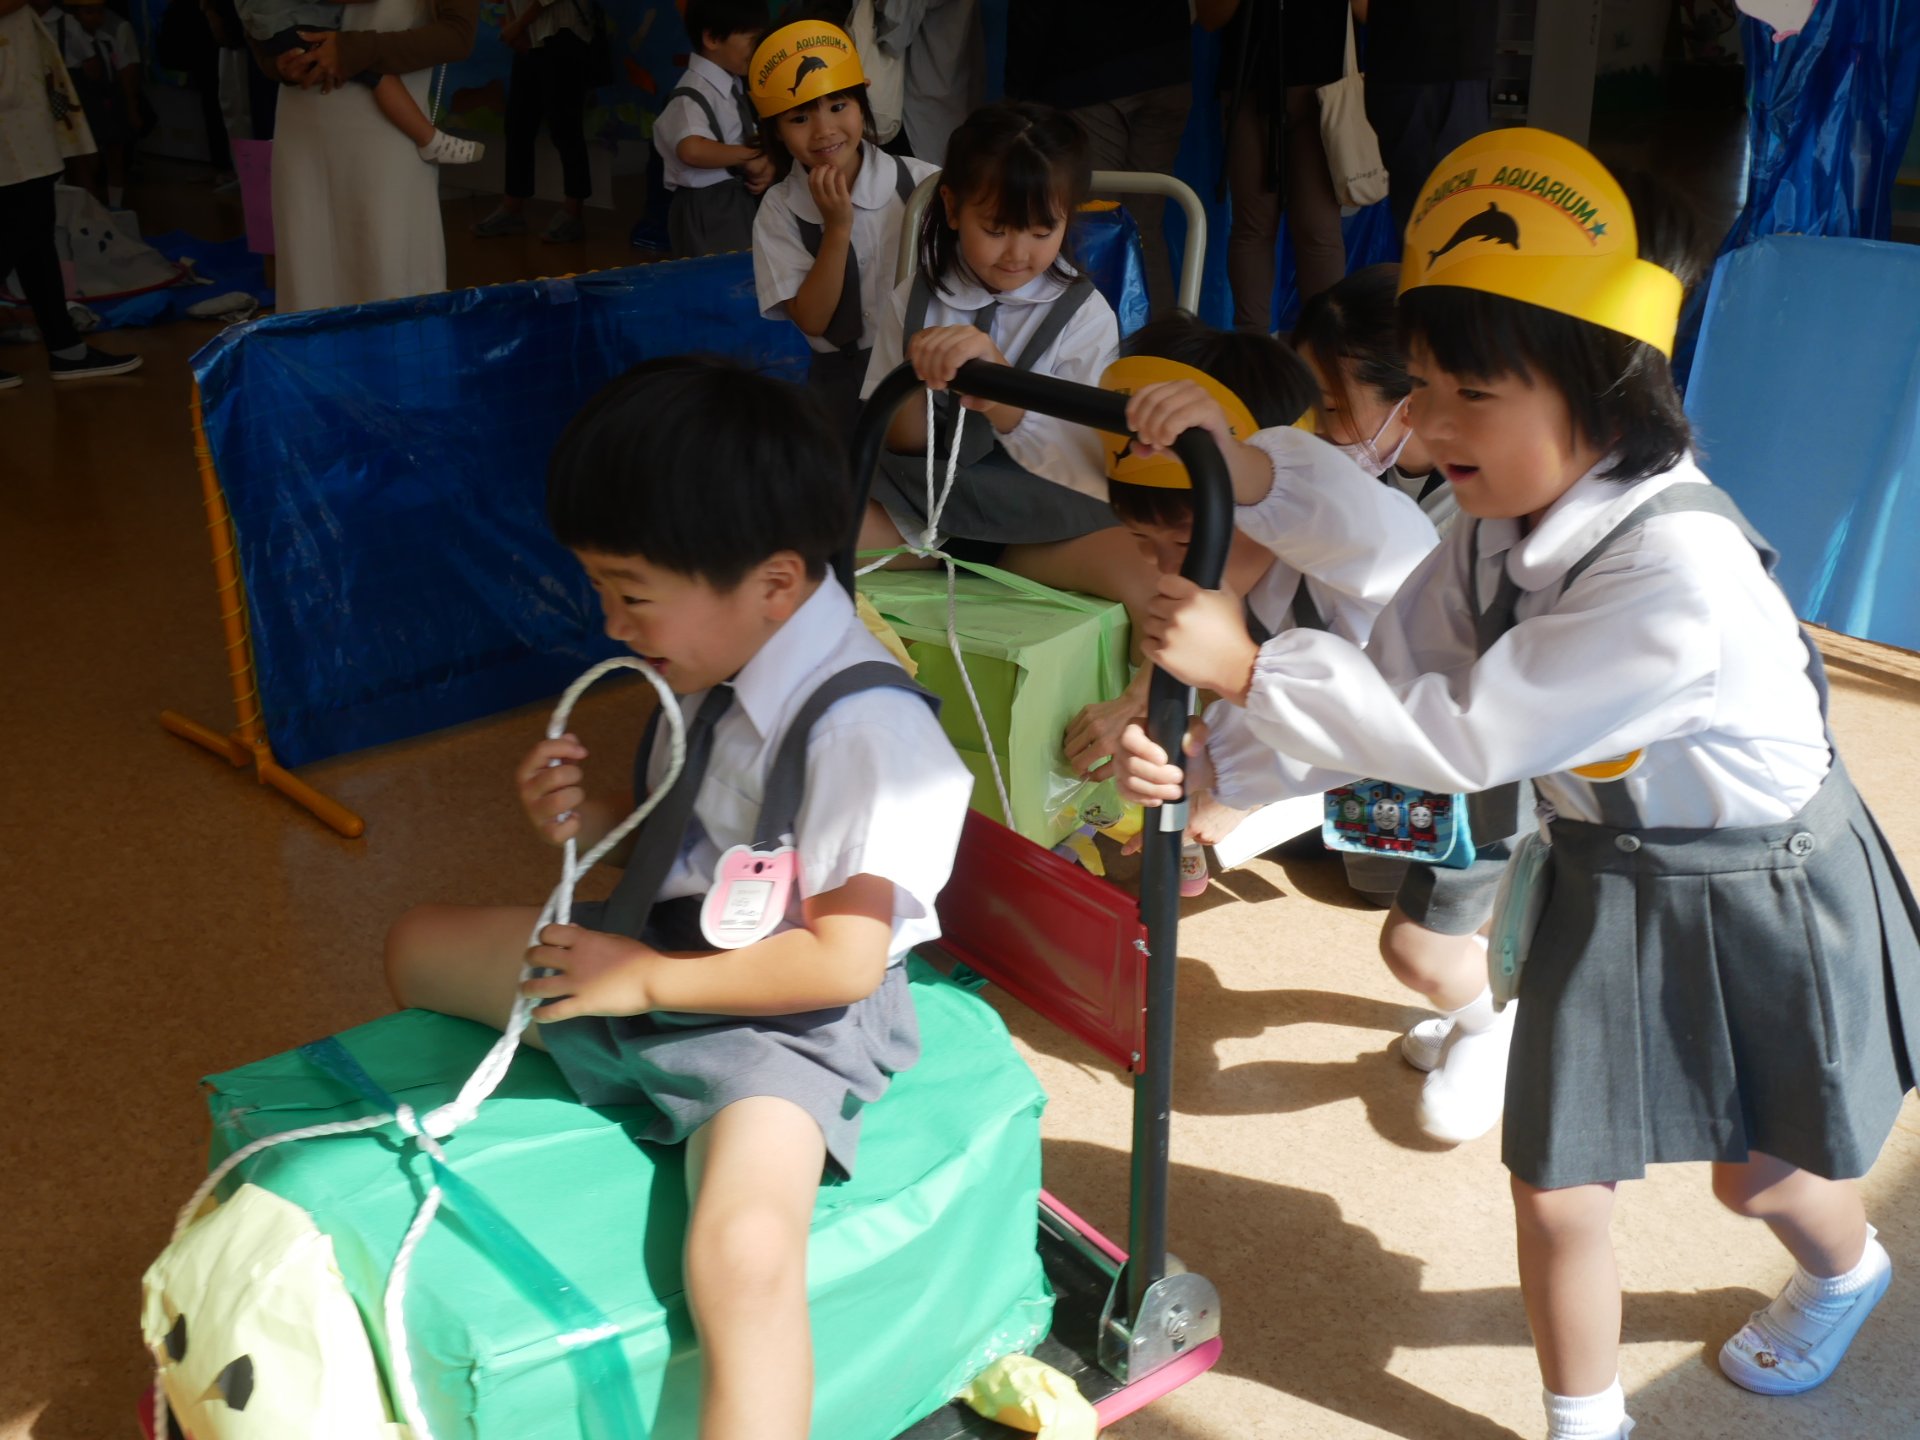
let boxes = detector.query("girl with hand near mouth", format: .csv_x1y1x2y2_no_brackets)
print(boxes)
749,20,939,440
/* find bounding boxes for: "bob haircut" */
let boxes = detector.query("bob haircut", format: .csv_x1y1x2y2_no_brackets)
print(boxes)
547,356,851,588
1108,313,1318,531
1397,172,1705,483
761,87,879,182
1292,264,1410,441
917,100,1091,297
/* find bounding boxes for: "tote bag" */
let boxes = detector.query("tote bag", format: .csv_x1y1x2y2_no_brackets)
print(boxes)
1317,14,1388,209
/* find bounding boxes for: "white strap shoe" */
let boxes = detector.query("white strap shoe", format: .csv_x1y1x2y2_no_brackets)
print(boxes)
1720,1236,1892,1395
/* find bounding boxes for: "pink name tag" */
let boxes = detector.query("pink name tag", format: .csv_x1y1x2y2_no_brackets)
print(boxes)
700,845,798,949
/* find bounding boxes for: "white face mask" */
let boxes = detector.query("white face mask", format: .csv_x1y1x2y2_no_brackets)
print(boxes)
1333,396,1412,476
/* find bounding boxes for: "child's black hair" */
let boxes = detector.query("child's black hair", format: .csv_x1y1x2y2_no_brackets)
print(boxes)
918,100,1090,297
547,356,852,587
1397,172,1705,482
761,88,878,181
684,0,765,49
1107,313,1320,531
1292,264,1410,439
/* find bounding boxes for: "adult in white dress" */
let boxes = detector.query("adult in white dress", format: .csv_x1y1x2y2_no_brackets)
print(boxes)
267,0,476,312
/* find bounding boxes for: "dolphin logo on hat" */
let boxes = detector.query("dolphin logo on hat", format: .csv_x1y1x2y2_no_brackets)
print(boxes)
1428,202,1520,264
788,54,829,94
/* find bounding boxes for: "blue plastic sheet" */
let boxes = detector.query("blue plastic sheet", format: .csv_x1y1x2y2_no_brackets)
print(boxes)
91,231,273,330
193,236,1149,770
192,254,812,769
1676,2,1920,381
1685,234,1920,652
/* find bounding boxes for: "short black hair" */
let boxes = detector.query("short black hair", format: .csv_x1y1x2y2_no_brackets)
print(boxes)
1397,171,1705,482
762,87,878,181
684,0,765,48
1292,263,1410,434
547,356,852,588
1108,314,1318,530
919,100,1090,297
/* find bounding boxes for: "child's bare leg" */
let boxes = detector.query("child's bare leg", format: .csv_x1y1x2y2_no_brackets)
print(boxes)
859,500,938,570
1512,1175,1622,1397
1711,1153,1868,1276
1379,906,1488,1012
383,903,547,1048
684,1097,825,1440
1007,529,1158,780
372,73,437,147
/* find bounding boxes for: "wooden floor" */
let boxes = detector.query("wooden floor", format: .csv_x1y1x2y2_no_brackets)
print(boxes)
3,104,1917,1440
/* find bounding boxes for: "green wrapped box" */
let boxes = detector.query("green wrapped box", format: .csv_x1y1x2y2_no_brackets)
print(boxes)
195,959,1051,1439
858,562,1130,847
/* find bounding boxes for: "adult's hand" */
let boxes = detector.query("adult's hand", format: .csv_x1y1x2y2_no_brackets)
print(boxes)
291,30,347,90
275,45,311,84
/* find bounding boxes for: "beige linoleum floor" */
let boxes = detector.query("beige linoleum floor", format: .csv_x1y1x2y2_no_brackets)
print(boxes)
4,152,1918,1440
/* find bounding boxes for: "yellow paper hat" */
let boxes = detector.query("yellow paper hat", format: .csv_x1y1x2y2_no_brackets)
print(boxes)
1400,127,1684,356
748,21,866,117
1097,356,1258,490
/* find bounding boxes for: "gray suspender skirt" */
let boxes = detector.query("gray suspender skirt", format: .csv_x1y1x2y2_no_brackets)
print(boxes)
663,85,761,259
1493,487,1920,1190
541,663,939,1178
868,272,1123,553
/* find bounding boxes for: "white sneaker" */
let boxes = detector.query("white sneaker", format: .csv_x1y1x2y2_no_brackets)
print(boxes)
1415,1001,1514,1143
1401,1013,1455,1072
1720,1236,1893,1395
418,130,484,166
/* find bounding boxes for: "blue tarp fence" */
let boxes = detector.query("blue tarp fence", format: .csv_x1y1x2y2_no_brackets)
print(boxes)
1686,234,1920,654
192,214,1146,769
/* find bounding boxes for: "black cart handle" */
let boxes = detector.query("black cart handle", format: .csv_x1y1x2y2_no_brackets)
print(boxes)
846,359,1235,1318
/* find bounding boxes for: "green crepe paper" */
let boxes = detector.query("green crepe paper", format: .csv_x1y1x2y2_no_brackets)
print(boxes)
857,563,1130,847
202,957,1052,1439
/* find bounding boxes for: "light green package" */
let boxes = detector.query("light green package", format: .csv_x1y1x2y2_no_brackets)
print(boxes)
858,562,1130,847
193,958,1052,1440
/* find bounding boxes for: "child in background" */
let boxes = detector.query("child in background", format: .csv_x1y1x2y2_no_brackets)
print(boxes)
234,0,482,165
385,356,974,1440
1070,317,1435,878
654,0,772,257
1294,263,1459,535
1117,130,1918,1440
749,18,939,438
55,0,143,204
858,100,1155,670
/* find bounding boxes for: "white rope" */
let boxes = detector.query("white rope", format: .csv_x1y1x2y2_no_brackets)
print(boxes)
151,655,687,1440
855,390,1014,824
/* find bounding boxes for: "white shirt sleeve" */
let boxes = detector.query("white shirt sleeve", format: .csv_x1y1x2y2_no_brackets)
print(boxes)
1233,427,1439,640
1203,696,1356,809
792,695,974,940
653,89,715,168
112,17,139,65
997,290,1118,498
860,277,911,399
751,182,816,319
1236,535,1724,796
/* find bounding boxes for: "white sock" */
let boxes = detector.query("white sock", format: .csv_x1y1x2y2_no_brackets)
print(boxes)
418,130,484,165
1794,1225,1888,1305
1544,1378,1631,1439
1445,983,1497,1036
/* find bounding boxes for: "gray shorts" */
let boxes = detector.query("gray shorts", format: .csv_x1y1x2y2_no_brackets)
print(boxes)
1342,839,1513,934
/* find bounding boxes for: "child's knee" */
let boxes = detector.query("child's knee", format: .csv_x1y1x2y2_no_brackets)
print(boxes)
685,1201,807,1309
1710,1160,1771,1217
382,904,439,1006
1511,1174,1615,1242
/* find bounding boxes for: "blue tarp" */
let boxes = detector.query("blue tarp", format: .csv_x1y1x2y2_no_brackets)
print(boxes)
91,231,273,330
1676,2,1920,380
194,220,1147,770
1685,234,1920,653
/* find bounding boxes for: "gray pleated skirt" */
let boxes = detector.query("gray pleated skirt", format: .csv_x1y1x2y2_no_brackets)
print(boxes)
1504,760,1920,1191
871,444,1120,547
667,179,758,258
540,898,921,1178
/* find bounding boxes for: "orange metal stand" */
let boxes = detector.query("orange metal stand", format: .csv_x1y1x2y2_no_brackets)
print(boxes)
160,385,366,838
